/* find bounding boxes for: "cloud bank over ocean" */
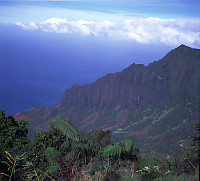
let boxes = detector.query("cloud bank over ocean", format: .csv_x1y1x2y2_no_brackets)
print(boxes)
1,0,200,48
14,17,200,48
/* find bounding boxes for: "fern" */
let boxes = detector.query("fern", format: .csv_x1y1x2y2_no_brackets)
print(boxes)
65,141,92,162
89,130,111,147
44,147,62,166
63,139,100,163
60,140,70,152
50,119,80,141
41,166,58,181
119,139,134,153
79,133,90,143
89,130,104,140
87,140,102,154
65,151,75,162
102,144,124,157
88,130,111,153
42,147,63,180
102,139,134,158
71,141,89,152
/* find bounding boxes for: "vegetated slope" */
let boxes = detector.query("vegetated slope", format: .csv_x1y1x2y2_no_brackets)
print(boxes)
15,45,200,154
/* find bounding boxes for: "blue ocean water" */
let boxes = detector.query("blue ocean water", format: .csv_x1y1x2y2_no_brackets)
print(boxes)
0,24,173,116
0,1,178,115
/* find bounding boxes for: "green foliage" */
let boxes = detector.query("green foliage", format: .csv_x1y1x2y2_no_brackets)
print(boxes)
181,121,200,173
166,155,176,172
50,119,80,141
39,147,63,180
89,130,111,147
26,118,113,176
49,120,113,163
59,140,70,151
102,144,124,157
85,130,112,155
23,161,56,181
0,110,30,180
27,127,65,168
41,166,58,181
192,121,200,151
89,130,105,142
194,121,200,131
102,139,134,158
120,138,134,153
0,110,30,154
44,147,62,166
1,109,199,180
154,173,199,181
65,140,92,162
139,157,160,170
0,151,27,181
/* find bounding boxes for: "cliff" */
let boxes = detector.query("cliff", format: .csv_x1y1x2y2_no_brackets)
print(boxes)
15,45,200,154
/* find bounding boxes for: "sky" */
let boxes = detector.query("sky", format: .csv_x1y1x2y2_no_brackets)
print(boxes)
0,0,199,46
0,0,200,115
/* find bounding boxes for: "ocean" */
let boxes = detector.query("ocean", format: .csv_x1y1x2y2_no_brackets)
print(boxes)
0,1,175,115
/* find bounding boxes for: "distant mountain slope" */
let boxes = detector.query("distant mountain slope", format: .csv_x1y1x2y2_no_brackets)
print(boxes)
15,45,200,154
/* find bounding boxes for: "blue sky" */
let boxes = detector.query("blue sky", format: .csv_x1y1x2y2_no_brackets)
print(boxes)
0,0,200,115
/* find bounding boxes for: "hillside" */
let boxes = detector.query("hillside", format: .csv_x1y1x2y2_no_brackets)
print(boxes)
15,45,200,154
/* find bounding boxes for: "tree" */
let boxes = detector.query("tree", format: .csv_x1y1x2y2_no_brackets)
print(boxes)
27,126,65,168
0,110,30,153
0,110,30,180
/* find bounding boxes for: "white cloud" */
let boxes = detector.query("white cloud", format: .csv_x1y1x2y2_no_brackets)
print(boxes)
15,22,38,30
15,17,200,47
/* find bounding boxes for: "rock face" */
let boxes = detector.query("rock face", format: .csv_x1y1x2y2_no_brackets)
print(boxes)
15,45,200,154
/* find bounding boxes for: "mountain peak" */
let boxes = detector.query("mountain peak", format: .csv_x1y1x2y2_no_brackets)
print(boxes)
177,44,190,49
166,44,199,61
174,44,195,52
174,44,200,54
